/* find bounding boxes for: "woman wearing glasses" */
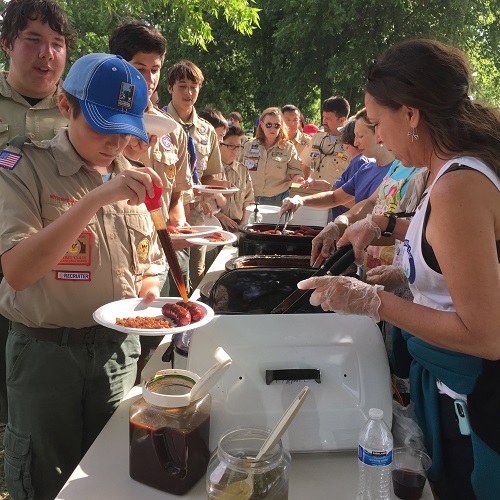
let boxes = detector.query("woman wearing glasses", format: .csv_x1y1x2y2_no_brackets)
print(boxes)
241,107,303,206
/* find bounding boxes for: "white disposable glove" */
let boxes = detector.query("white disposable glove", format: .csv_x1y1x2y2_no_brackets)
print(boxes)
297,275,384,322
279,195,303,217
366,265,407,292
337,214,381,265
310,222,340,264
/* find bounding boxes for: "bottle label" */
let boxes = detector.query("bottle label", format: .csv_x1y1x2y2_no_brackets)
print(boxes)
358,445,393,467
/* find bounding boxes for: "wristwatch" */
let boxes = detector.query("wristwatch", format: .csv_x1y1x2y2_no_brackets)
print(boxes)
381,213,397,237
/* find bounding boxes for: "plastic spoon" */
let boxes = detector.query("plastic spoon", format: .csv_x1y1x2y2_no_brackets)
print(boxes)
222,386,310,499
189,347,232,402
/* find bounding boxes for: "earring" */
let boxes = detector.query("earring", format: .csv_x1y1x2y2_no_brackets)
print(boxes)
407,128,419,142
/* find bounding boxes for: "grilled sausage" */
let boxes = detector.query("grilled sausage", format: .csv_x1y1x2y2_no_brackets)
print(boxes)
177,301,204,323
161,303,191,326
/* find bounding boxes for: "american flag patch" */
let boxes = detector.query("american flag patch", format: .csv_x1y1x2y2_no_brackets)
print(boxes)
0,150,22,170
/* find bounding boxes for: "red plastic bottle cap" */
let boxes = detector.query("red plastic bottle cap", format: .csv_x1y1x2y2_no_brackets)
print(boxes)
144,183,163,211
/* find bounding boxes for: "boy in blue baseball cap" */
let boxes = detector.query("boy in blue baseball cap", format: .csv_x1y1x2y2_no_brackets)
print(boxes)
0,53,164,499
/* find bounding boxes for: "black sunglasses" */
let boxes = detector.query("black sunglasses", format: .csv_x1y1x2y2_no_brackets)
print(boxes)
221,143,244,151
263,122,281,129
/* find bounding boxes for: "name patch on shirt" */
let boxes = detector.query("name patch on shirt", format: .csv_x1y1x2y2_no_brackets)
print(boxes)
56,271,91,281
0,150,22,170
58,232,92,266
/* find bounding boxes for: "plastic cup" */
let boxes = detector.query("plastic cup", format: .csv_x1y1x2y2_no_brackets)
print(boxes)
392,447,432,500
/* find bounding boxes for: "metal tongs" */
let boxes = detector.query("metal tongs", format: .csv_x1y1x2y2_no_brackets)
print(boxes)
274,210,293,234
270,244,354,314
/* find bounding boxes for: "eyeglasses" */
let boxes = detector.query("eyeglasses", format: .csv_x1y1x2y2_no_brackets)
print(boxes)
221,143,244,151
263,122,281,129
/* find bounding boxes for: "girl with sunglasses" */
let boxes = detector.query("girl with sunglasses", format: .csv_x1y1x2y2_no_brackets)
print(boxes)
240,107,302,207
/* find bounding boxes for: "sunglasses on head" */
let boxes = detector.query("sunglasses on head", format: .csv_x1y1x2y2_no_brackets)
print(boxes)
263,122,281,129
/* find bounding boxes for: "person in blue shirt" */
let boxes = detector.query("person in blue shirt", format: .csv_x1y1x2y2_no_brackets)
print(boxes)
280,108,395,220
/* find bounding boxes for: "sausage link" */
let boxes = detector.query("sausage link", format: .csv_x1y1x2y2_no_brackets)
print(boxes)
177,301,204,323
161,303,191,326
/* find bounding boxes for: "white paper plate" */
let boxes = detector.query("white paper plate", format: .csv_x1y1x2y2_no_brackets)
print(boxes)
168,225,220,240
203,215,222,227
143,113,177,137
185,230,237,248
93,297,214,336
194,185,240,195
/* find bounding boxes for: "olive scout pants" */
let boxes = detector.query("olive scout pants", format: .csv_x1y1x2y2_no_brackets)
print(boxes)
4,324,140,500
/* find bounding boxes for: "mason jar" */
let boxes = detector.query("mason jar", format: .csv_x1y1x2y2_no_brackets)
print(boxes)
206,426,291,499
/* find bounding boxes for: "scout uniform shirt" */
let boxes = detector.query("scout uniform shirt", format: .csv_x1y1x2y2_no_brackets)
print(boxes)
0,129,164,329
241,139,302,198
290,129,312,158
299,131,350,184
0,73,67,149
218,159,255,222
164,102,222,208
138,105,193,220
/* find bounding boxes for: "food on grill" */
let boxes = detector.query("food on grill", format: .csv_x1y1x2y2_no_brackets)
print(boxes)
245,225,321,236
116,317,173,329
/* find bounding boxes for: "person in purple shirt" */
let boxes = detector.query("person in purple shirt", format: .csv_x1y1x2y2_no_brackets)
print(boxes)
280,108,395,219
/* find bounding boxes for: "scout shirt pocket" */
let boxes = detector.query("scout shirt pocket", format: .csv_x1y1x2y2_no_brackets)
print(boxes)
41,203,101,273
309,146,321,173
3,426,34,500
270,150,289,170
195,143,210,178
124,213,155,276
0,122,10,149
243,146,260,172
153,145,177,188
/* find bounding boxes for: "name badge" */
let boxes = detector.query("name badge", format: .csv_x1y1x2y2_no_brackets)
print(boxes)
56,271,91,281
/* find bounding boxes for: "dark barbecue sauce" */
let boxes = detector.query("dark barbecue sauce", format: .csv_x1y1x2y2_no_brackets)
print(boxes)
129,415,210,495
157,228,188,302
392,469,426,500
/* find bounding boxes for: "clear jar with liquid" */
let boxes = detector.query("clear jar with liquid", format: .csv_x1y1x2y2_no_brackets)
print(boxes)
206,426,291,499
129,369,211,495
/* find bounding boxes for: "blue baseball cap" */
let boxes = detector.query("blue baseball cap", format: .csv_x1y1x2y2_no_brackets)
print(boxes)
63,53,149,143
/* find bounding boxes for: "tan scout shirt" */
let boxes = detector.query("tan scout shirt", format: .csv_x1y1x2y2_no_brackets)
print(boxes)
0,129,163,329
299,132,350,184
290,129,312,158
0,73,67,149
140,106,192,221
217,159,255,222
241,139,302,197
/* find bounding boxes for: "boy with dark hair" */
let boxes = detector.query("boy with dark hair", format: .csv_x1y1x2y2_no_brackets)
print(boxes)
0,0,75,425
300,95,351,187
198,104,229,143
0,53,163,499
227,111,242,127
217,125,254,229
163,59,226,288
109,19,193,377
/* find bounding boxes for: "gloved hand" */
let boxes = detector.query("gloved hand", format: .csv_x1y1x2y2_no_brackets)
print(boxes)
310,222,340,264
366,265,407,292
297,275,384,322
279,195,303,217
337,214,381,265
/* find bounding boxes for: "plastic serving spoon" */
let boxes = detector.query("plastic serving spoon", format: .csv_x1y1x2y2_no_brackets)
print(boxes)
221,386,310,499
189,347,232,402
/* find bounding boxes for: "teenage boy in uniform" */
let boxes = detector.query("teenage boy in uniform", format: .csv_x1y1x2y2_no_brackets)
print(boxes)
109,20,193,377
300,96,351,190
0,0,74,425
163,60,227,288
0,53,163,500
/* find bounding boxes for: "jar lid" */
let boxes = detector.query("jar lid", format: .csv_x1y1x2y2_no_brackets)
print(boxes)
142,369,200,408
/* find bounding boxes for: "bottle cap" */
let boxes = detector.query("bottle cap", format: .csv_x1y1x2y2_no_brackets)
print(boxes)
143,183,163,211
369,408,383,420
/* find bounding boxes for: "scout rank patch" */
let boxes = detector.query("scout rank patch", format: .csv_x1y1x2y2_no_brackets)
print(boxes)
137,238,150,262
0,150,22,170
118,82,135,109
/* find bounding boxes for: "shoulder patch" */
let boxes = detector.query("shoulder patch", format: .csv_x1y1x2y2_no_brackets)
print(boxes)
0,149,22,170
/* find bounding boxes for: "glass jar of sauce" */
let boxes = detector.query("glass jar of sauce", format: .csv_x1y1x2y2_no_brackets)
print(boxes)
206,426,291,499
129,369,211,495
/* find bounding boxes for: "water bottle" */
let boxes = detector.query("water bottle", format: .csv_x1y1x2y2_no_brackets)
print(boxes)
357,408,393,500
